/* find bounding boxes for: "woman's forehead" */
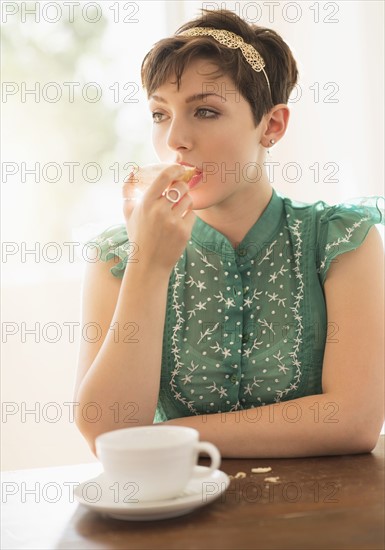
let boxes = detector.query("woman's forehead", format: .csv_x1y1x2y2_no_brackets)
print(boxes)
152,59,234,94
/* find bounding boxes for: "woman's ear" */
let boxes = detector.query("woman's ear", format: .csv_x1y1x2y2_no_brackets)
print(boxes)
263,104,290,146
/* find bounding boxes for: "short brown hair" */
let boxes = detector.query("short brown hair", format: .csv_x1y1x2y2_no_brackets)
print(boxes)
141,8,299,127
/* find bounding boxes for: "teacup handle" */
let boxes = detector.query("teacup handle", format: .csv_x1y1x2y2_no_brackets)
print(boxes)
192,441,221,478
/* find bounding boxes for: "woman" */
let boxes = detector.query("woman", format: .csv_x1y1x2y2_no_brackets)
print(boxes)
74,9,384,457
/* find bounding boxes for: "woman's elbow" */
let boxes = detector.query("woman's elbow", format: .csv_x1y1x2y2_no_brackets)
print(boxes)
355,428,382,454
74,409,154,456
75,413,99,456
347,417,383,455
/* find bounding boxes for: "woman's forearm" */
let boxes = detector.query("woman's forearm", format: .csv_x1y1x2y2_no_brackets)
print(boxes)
164,393,380,458
75,262,170,447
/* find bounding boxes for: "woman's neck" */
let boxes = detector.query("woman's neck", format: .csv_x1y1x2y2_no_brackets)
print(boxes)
194,180,273,248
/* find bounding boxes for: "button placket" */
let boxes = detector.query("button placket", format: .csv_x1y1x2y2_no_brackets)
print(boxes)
225,265,242,394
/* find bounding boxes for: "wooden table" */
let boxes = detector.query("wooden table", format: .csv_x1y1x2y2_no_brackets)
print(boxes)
1,436,384,550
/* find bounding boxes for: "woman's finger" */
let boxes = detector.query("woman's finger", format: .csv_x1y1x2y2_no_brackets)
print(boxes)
145,164,187,201
122,172,139,218
160,180,190,208
122,171,137,199
170,190,193,217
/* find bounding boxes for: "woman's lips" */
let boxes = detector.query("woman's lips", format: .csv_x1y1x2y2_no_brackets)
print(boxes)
188,172,203,189
178,162,203,189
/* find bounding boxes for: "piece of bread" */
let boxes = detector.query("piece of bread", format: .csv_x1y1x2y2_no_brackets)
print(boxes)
180,166,197,182
133,163,197,189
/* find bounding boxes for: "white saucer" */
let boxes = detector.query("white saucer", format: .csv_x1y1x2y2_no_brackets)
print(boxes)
74,465,230,521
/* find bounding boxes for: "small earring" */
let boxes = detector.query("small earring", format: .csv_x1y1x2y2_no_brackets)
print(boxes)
267,139,275,155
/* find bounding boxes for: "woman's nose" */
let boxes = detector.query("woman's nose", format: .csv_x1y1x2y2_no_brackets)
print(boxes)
166,117,193,152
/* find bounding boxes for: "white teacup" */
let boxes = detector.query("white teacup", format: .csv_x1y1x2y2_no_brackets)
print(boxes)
95,426,221,502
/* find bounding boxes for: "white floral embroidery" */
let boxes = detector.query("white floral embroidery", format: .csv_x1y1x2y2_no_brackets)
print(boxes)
197,322,220,345
243,288,263,308
273,350,289,374
210,342,232,358
318,215,370,275
229,400,241,412
186,276,207,292
181,361,200,385
195,248,218,271
169,265,198,414
244,376,264,395
187,300,208,320
258,240,277,265
269,272,278,283
275,219,304,402
258,318,276,335
206,381,228,398
214,291,236,309
242,337,263,357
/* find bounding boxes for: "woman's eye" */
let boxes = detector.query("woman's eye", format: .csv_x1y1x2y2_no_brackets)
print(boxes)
195,108,219,119
152,112,165,123
151,108,219,123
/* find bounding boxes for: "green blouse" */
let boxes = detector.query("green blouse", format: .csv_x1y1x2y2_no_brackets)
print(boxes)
89,190,384,422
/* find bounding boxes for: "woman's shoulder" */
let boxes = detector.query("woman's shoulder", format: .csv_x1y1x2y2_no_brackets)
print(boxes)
279,192,384,223
276,191,384,234
276,191,384,284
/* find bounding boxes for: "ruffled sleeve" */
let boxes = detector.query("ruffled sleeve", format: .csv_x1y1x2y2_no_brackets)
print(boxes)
86,224,131,279
317,196,384,285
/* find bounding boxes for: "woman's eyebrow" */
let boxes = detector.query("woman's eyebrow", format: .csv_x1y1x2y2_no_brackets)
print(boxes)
150,93,226,104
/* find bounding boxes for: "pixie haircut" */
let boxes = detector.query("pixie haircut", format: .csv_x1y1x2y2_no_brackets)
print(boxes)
141,9,299,127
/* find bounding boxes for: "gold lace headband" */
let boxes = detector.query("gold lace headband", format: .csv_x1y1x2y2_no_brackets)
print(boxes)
179,27,272,99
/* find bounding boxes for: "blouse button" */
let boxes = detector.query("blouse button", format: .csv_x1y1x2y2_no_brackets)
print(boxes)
230,374,238,384
242,334,249,343
238,248,247,257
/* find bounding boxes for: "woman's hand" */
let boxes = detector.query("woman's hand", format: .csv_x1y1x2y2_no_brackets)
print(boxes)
122,164,196,274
